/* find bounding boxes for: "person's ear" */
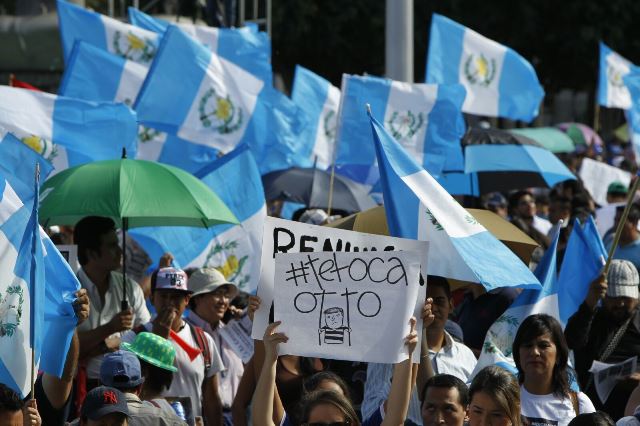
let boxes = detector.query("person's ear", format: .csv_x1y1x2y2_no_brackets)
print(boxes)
448,297,454,311
185,294,192,305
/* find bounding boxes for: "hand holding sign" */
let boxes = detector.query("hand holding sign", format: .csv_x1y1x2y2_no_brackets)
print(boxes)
274,250,424,364
263,321,289,362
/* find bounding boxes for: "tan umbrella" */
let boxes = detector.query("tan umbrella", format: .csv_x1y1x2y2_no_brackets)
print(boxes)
327,206,538,288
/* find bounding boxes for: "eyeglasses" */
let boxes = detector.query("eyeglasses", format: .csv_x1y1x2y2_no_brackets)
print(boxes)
302,422,351,426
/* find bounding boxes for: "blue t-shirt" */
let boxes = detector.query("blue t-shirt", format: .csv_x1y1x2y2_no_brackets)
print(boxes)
606,237,640,273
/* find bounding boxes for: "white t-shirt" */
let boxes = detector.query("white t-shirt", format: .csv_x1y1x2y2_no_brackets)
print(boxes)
77,269,151,379
520,385,596,426
121,321,224,418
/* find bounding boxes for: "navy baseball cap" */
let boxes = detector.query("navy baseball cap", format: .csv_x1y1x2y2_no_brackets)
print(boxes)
81,386,129,420
100,350,145,388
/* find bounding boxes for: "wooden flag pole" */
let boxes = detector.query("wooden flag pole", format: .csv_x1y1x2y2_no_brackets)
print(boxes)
604,174,640,276
593,103,601,134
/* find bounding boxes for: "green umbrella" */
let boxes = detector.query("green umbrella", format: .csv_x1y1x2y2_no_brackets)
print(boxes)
39,158,239,309
509,127,575,153
39,158,238,228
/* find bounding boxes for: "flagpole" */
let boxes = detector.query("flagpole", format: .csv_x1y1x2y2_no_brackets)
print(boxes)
604,174,640,275
31,162,40,398
593,103,601,134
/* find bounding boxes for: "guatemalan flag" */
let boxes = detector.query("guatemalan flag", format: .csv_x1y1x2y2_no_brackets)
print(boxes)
128,7,272,84
556,217,607,325
58,41,219,173
426,14,544,122
291,65,341,169
369,108,540,290
336,74,466,184
134,25,308,174
1,131,81,382
130,145,266,292
0,86,138,173
598,42,636,110
57,0,160,67
471,225,561,377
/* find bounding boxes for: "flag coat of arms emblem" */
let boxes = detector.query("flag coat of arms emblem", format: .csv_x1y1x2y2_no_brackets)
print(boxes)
336,74,465,183
599,42,636,109
57,0,159,66
426,14,544,122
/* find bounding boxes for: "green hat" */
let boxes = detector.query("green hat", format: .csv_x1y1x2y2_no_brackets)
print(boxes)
121,332,178,373
608,181,628,195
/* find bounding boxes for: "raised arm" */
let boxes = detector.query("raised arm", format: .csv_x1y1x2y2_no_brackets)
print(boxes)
564,273,606,349
252,321,288,426
382,317,418,426
416,298,435,401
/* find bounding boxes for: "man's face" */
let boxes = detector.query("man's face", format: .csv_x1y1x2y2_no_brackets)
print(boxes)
325,311,343,329
83,413,128,426
421,386,466,426
89,230,122,271
614,211,638,242
0,410,23,426
603,296,639,323
516,194,536,219
152,290,190,317
426,285,452,329
194,287,232,324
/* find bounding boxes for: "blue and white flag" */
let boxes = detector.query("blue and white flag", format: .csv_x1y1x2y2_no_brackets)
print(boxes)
291,65,341,169
134,26,307,173
0,86,138,173
336,74,466,184
57,0,160,67
556,217,607,325
0,174,43,397
130,145,266,292
0,141,81,381
0,129,53,204
598,43,636,110
128,7,272,83
369,109,540,290
623,73,640,161
472,225,561,376
57,41,218,173
426,14,544,122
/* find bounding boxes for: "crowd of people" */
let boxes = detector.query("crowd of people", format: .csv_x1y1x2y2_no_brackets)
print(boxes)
2,145,640,426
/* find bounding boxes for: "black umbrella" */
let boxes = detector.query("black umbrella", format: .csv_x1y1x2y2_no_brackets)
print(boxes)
262,167,377,213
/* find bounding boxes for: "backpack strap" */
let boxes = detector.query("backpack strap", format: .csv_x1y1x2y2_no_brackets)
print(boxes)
189,324,212,373
569,391,580,416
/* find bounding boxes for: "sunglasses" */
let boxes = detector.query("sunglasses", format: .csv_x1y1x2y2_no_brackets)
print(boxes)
302,422,350,426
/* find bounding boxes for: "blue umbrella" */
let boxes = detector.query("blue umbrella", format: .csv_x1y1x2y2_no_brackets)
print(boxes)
439,128,576,196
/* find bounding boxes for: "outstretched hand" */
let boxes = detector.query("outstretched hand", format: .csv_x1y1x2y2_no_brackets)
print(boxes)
585,272,607,310
263,321,288,362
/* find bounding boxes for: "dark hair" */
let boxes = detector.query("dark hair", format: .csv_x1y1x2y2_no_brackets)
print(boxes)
139,359,173,394
551,196,572,212
426,275,450,299
0,383,24,412
421,374,469,407
567,411,615,426
469,366,521,426
73,216,116,265
299,390,359,426
303,371,351,402
512,314,570,397
508,190,534,213
617,203,640,225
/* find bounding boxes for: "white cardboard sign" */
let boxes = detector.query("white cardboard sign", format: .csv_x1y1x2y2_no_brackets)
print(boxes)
579,158,631,206
219,315,254,363
273,251,422,364
252,217,429,342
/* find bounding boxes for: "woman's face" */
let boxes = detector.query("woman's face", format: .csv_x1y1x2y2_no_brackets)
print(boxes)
307,403,346,425
518,332,557,380
468,391,511,426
